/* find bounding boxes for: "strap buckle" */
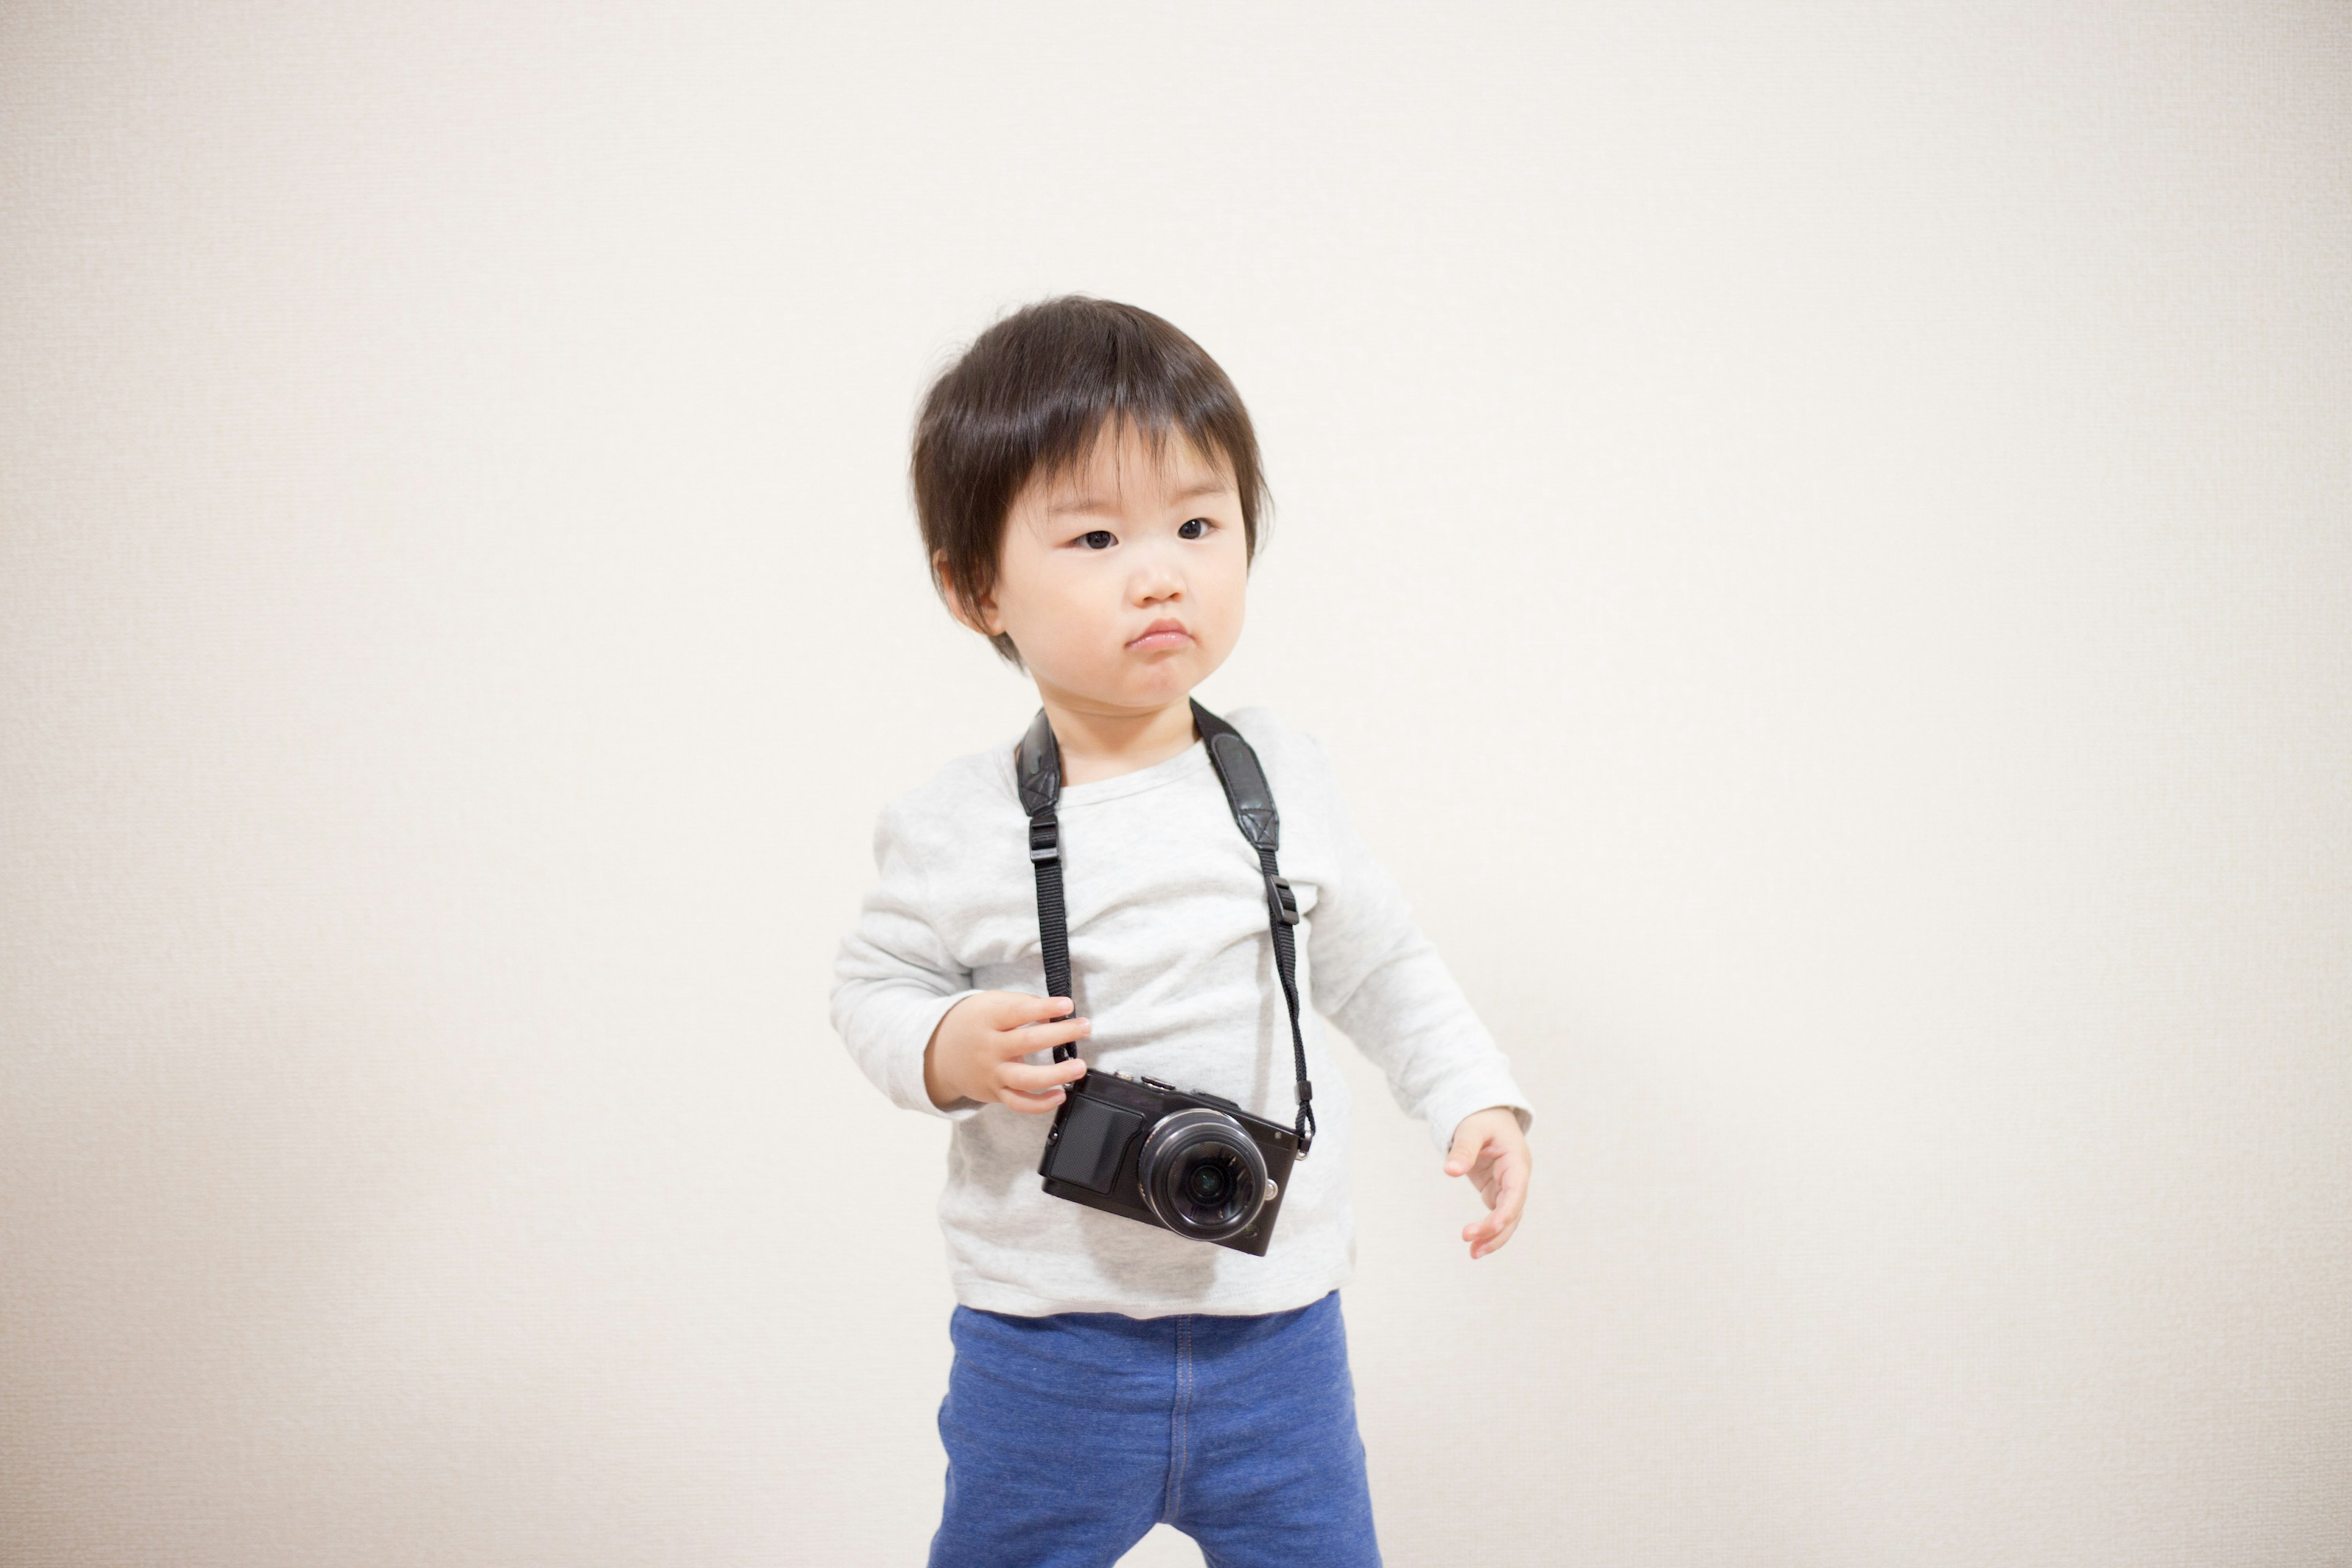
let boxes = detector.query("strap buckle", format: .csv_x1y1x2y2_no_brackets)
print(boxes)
1268,875,1300,926
1028,821,1060,863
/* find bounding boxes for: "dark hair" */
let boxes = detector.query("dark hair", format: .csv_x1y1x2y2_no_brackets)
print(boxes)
911,296,1270,669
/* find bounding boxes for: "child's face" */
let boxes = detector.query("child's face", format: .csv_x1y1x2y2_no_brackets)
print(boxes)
965,421,1248,714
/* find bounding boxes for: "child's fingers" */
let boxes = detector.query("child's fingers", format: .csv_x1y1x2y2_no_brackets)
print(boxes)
999,1056,1087,1095
1477,1150,1526,1218
1439,1114,1496,1175
1463,1188,1515,1237
1442,1119,1493,1177
1463,1204,1520,1252
1469,1178,1526,1233
992,993,1074,1025
996,1011,1090,1057
1498,1149,1528,1210
998,1084,1068,1114
1463,1156,1529,1257
1467,1215,1520,1259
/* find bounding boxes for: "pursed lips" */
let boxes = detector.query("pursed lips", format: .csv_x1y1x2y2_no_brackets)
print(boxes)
1126,619,1191,649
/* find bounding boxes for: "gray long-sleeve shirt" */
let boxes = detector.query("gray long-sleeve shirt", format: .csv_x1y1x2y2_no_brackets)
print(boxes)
831,704,1532,1317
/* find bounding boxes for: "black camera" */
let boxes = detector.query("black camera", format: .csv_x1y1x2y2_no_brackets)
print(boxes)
1016,698,1319,1256
1038,1066,1302,1256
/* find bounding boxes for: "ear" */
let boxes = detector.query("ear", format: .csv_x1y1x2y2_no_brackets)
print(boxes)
933,549,1003,637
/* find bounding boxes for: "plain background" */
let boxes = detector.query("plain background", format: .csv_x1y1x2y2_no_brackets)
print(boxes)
3,4,2347,1564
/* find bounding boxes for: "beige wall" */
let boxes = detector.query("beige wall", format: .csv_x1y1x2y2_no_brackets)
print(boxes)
3,5,2346,1564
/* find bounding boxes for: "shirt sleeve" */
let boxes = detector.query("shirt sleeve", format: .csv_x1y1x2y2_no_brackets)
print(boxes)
830,796,985,1121
1296,732,1535,1153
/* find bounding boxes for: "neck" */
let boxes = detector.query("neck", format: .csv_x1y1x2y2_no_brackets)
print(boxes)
1035,688,1201,786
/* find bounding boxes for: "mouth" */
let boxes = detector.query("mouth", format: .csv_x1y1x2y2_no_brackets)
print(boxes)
1126,619,1193,650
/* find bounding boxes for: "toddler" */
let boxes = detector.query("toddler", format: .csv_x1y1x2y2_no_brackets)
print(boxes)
832,296,1534,1567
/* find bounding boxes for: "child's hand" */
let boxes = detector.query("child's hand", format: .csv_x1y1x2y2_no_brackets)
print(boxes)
1444,1106,1531,1260
923,992,1091,1112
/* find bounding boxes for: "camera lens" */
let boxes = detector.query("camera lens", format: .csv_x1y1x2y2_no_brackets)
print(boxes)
1188,1163,1230,1203
1138,1108,1269,1242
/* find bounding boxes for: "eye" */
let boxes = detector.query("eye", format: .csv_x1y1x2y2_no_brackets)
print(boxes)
1078,529,1116,550
1178,517,1214,540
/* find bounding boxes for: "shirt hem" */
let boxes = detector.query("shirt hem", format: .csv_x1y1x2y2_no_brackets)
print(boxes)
951,1270,1353,1320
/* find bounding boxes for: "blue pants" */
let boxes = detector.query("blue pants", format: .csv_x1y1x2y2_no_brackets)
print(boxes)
929,1291,1382,1567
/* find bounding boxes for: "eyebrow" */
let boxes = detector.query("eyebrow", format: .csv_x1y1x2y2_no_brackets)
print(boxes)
1046,478,1234,517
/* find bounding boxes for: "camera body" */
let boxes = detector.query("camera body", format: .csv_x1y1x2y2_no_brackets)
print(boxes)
1038,1066,1302,1257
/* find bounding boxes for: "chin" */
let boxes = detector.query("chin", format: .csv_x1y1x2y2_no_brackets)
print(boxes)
1134,650,1205,680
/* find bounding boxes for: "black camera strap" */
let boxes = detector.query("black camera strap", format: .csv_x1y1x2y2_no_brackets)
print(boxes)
1014,697,1316,1156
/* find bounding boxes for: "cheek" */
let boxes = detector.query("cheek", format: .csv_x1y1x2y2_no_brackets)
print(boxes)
1005,562,1120,652
1202,546,1251,636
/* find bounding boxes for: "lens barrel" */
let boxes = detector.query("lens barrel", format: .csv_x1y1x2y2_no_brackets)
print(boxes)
1137,1107,1269,1241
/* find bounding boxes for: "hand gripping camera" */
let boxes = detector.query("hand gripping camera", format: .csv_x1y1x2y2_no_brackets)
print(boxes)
1022,699,1316,1257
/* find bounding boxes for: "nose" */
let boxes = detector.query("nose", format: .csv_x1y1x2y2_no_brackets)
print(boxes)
1129,534,1185,605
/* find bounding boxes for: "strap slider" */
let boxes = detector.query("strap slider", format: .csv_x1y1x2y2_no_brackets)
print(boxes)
1268,875,1300,926
1028,821,1060,863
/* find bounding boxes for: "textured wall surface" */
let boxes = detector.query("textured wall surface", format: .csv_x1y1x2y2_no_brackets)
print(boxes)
2,5,2346,1564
